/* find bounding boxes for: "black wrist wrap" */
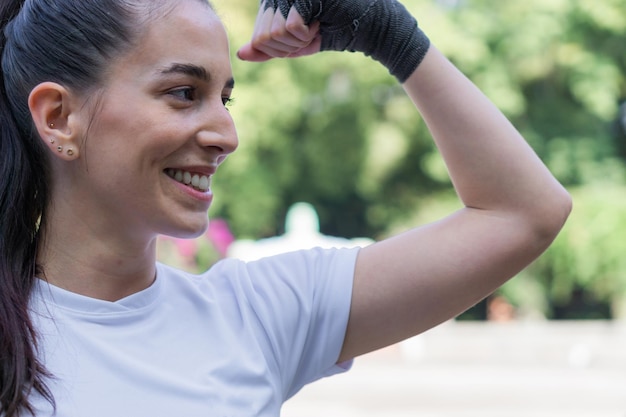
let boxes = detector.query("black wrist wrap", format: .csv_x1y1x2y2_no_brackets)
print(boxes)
263,0,430,82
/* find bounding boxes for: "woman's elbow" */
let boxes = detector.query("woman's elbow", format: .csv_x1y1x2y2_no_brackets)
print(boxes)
531,185,573,247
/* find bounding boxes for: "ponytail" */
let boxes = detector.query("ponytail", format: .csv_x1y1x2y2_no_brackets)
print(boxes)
1,1,55,415
1,0,173,414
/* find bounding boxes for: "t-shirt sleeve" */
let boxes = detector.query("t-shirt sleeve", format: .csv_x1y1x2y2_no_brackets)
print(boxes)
217,247,359,400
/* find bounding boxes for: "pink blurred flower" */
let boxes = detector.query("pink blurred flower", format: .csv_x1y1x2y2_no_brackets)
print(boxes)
206,218,234,257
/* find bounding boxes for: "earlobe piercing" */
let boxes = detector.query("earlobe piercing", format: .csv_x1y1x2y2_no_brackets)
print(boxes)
66,149,74,157
49,138,55,144
56,146,63,153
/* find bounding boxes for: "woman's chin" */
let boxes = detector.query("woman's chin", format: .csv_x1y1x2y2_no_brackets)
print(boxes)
164,221,209,240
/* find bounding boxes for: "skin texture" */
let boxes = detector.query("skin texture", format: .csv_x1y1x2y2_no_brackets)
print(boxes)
29,0,238,301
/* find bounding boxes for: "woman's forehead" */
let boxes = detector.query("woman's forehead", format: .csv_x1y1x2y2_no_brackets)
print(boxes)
107,1,231,81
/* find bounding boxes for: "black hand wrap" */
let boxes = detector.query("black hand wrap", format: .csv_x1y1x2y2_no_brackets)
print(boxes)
262,0,430,82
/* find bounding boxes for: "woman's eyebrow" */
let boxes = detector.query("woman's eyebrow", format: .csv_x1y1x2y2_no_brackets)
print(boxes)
158,63,209,81
157,63,234,89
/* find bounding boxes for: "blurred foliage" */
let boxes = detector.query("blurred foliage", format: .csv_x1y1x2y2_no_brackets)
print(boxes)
179,0,626,318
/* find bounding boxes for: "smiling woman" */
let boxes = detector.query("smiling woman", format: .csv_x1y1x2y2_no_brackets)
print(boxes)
0,0,570,416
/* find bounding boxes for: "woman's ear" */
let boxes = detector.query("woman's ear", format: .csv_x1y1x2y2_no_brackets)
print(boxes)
28,82,81,160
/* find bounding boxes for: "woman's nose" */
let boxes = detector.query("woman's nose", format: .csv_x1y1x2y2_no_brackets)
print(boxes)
196,104,239,156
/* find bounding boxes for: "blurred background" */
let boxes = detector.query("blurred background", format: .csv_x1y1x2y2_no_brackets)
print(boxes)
157,0,626,414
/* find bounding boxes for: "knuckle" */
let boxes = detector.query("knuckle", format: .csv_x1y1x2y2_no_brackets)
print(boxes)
269,26,286,40
251,33,272,48
284,20,302,34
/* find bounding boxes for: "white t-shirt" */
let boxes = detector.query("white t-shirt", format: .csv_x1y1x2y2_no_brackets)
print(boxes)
29,247,359,417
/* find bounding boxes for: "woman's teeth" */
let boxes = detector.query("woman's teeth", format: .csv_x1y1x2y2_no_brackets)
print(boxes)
166,169,211,192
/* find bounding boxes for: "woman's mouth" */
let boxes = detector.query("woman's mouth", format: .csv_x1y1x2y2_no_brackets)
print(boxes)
165,168,211,192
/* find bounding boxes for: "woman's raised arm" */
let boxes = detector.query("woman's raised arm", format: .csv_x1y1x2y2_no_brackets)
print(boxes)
237,0,572,362
339,45,571,361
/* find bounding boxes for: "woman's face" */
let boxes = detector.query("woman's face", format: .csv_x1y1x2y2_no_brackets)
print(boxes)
66,0,238,240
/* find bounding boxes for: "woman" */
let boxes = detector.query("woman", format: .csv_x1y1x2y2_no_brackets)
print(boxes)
0,0,571,415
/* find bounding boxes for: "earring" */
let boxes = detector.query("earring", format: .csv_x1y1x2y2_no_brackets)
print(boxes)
49,122,55,128
56,146,63,152
66,149,74,157
49,137,56,144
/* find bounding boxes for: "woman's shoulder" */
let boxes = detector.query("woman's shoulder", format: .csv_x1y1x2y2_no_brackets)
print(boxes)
156,246,360,296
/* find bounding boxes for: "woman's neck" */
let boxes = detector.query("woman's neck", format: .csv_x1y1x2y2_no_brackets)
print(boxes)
37,211,158,302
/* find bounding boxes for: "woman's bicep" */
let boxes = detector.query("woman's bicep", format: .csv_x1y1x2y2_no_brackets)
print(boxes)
338,207,550,362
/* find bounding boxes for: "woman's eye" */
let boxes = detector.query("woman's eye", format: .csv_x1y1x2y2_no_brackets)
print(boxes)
222,96,235,108
168,87,196,101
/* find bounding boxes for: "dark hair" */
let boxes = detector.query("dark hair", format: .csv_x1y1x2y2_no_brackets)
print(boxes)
0,0,159,414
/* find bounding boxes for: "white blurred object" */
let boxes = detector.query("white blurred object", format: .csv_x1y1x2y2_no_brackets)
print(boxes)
227,202,373,261
568,342,593,369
